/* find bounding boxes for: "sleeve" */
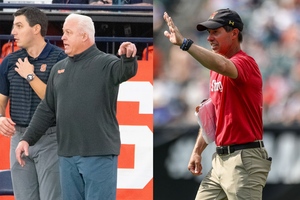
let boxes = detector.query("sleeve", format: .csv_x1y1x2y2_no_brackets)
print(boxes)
0,58,10,96
230,54,256,84
111,55,138,84
21,100,56,145
21,69,57,145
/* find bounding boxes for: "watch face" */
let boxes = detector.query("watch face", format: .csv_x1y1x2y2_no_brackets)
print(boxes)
27,74,34,82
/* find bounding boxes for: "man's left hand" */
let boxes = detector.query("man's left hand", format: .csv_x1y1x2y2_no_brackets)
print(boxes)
118,42,137,58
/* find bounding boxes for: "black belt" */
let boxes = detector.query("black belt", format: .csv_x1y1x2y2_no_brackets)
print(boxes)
216,141,264,155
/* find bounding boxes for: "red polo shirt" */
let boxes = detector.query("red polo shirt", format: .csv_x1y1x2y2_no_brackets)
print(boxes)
210,50,263,146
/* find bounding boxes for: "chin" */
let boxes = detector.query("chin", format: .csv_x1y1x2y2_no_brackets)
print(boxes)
16,43,22,48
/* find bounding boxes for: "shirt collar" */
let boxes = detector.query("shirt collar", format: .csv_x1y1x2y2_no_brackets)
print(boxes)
70,44,99,62
37,40,53,59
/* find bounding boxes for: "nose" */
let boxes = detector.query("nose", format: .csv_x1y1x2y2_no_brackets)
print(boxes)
207,34,214,42
61,33,66,40
11,27,16,35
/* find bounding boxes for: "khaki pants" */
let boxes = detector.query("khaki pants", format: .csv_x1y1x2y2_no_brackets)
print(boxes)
195,148,272,200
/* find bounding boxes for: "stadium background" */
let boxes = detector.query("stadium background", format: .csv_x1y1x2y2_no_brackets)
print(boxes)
153,0,300,199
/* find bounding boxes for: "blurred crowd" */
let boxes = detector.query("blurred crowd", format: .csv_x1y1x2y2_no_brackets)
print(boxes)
52,0,152,5
153,0,300,127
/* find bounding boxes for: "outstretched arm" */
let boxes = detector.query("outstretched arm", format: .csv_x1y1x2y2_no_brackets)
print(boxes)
163,12,238,78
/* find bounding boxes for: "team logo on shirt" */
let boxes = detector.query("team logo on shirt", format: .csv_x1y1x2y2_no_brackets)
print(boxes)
58,69,65,74
211,80,223,92
40,64,47,72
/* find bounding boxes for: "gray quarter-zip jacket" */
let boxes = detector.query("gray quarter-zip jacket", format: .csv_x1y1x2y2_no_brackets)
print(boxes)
22,44,138,156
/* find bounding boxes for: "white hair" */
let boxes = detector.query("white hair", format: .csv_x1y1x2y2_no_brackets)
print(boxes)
65,13,95,43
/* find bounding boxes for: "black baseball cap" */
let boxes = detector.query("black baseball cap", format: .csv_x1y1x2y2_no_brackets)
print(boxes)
197,8,244,32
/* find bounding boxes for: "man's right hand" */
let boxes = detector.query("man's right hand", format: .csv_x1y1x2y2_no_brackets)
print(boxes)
163,12,184,46
15,141,29,167
0,116,16,137
188,153,203,176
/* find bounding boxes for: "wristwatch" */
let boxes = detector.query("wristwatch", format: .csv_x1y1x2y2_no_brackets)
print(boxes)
26,73,35,82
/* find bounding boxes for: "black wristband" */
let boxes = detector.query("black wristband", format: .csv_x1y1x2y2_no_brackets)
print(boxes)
180,38,194,51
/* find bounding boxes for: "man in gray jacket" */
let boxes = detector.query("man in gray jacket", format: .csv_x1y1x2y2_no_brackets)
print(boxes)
15,13,138,200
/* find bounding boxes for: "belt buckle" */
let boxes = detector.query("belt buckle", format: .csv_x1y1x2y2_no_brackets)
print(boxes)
227,146,231,155
218,146,231,155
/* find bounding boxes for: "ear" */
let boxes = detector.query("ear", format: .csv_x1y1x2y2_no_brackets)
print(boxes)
232,28,239,39
82,32,88,42
33,24,42,35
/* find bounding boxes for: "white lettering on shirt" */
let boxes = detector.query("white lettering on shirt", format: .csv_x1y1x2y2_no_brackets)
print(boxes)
211,80,223,92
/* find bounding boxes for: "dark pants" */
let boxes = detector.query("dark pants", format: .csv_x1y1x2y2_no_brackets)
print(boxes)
59,155,118,200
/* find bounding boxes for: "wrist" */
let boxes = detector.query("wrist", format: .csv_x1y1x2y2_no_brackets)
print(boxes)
180,38,194,51
26,73,35,82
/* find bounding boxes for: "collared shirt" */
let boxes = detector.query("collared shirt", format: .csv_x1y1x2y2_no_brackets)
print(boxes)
0,41,67,126
210,50,263,146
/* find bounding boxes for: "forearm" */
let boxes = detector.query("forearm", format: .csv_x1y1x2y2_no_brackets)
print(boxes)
187,44,236,78
0,94,9,116
0,105,6,116
21,100,55,145
192,128,208,155
118,55,138,82
28,77,47,99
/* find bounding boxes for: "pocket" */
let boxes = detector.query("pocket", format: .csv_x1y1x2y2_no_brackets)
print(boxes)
241,149,272,186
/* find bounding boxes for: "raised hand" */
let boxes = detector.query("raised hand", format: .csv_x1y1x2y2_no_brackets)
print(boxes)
163,12,184,46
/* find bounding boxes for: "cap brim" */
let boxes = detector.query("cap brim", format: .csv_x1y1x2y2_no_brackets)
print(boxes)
196,21,223,31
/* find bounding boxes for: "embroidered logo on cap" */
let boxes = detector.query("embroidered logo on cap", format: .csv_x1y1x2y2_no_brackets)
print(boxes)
229,20,235,26
209,11,218,19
